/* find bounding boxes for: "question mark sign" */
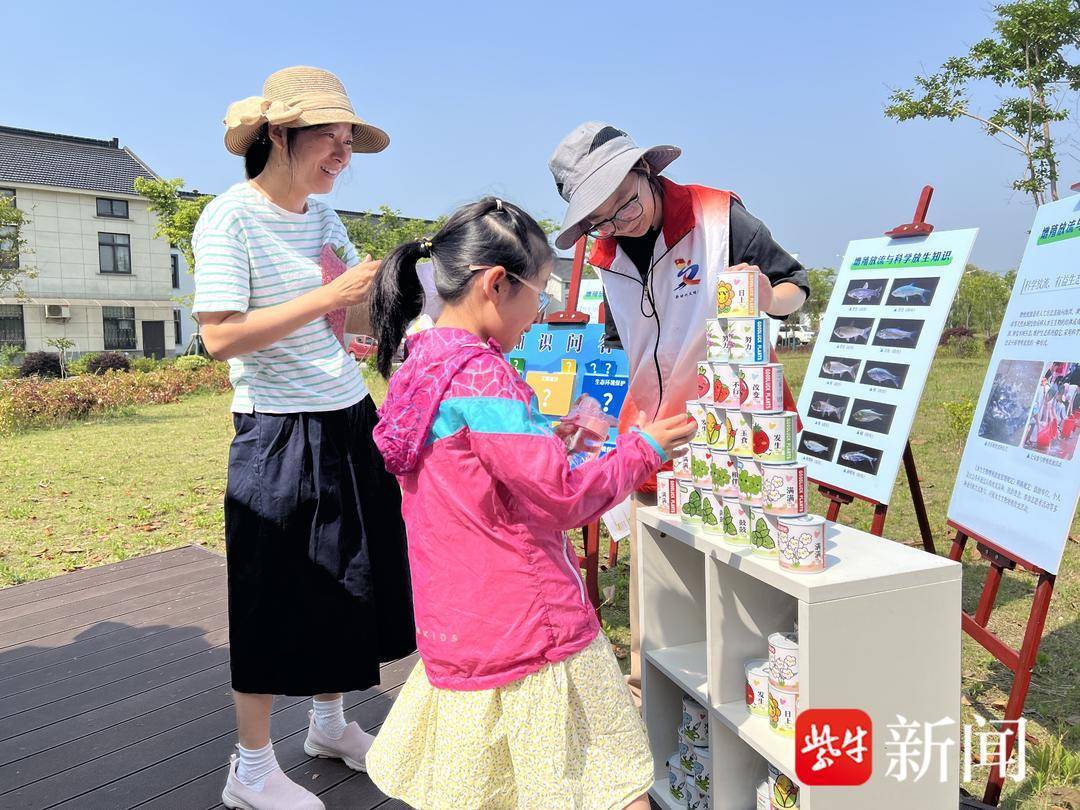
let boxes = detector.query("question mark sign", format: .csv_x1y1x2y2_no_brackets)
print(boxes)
602,392,614,412
541,388,551,409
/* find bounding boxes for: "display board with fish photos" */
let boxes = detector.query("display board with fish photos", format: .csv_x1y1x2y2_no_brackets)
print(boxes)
796,228,978,504
948,197,1080,575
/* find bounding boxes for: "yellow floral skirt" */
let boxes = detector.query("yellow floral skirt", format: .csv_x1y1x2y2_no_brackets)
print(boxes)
366,632,654,810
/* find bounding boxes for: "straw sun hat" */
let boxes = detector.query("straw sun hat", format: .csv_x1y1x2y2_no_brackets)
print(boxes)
223,65,389,156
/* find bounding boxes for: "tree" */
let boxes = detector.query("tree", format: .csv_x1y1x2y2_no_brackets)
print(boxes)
134,177,213,272
0,196,36,296
45,337,75,378
803,267,836,330
947,263,1016,336
884,0,1080,206
342,206,446,259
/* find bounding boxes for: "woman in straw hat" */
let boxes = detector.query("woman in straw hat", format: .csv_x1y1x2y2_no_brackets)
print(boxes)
192,66,414,810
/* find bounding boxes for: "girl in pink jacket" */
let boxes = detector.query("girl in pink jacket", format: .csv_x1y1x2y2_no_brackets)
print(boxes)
364,197,695,810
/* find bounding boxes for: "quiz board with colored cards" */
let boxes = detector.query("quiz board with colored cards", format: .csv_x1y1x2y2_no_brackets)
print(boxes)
796,228,978,504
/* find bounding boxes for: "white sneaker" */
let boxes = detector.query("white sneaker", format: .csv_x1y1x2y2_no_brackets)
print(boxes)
221,754,325,810
303,709,371,772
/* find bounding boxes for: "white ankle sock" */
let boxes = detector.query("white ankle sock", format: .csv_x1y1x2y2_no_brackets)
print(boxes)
312,696,347,739
235,741,279,791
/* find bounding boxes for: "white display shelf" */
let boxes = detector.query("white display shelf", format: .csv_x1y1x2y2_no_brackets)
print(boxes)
643,643,708,706
639,505,962,810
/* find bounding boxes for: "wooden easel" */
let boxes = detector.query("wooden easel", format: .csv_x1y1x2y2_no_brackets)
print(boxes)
808,186,940,554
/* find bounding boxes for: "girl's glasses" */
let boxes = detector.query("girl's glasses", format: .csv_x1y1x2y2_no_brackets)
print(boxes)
469,265,551,314
586,193,644,240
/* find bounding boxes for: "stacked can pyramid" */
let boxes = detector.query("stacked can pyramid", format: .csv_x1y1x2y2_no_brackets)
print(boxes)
654,271,827,572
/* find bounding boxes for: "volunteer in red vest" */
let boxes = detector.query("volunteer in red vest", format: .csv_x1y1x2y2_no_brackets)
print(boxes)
549,122,809,699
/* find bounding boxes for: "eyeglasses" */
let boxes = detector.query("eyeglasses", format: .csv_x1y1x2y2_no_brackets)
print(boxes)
469,265,551,314
586,193,644,240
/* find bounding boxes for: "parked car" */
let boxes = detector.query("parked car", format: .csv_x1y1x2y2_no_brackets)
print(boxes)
346,334,378,361
777,324,815,347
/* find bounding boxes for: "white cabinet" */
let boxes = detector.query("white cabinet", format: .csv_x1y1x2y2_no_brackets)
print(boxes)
639,506,962,810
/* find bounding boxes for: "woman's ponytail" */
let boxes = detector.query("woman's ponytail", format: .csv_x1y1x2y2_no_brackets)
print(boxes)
370,239,428,378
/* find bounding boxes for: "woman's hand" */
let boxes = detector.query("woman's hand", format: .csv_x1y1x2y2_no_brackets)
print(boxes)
639,413,698,458
329,254,381,308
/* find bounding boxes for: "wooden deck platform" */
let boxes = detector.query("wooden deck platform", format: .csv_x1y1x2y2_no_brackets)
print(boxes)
0,546,416,810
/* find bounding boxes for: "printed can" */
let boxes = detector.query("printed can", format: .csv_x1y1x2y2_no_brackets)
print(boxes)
687,399,709,444
755,779,770,810
677,478,700,525
673,450,692,480
710,451,739,498
768,683,798,738
709,361,741,408
730,409,755,458
696,360,715,403
705,318,729,362
681,695,709,748
734,455,764,507
690,443,713,487
656,471,678,516
739,363,785,414
748,504,782,557
715,269,760,318
699,486,723,535
722,496,751,545
745,658,769,718
768,631,799,691
704,403,732,450
778,514,827,573
760,462,808,516
725,317,770,364
668,755,688,803
752,411,799,463
687,745,712,794
685,779,710,810
768,765,800,808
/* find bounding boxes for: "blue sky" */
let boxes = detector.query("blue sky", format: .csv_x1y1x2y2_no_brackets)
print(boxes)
3,0,1077,271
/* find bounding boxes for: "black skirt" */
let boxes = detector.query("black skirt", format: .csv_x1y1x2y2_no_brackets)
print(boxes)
224,395,415,695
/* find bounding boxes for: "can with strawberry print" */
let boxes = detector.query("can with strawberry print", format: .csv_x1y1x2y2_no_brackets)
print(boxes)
695,360,715,403
739,363,785,414
709,361,740,408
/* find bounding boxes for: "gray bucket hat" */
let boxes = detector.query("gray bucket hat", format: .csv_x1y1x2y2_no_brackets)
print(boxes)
549,122,681,250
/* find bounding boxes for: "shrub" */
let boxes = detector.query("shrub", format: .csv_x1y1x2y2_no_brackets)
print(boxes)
939,326,974,346
131,356,169,373
18,352,62,378
87,352,131,374
0,365,18,380
949,336,983,359
175,354,211,371
943,398,977,445
985,332,998,352
0,345,22,367
66,352,97,376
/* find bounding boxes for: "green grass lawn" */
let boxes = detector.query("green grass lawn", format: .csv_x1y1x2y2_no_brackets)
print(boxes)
1,356,1077,806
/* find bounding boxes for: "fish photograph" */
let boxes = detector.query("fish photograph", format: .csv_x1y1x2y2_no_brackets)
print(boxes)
859,360,909,390
847,398,897,435
872,318,923,349
830,317,874,346
977,359,1044,447
843,278,886,306
808,392,850,424
798,431,837,461
819,356,861,381
886,276,940,307
837,440,883,475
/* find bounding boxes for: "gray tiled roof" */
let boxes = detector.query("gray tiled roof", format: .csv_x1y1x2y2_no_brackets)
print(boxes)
0,126,159,196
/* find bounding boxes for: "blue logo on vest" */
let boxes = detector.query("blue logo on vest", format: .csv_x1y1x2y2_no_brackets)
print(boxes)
674,258,701,291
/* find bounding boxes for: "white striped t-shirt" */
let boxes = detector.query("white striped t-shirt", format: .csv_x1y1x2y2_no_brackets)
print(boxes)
192,182,366,413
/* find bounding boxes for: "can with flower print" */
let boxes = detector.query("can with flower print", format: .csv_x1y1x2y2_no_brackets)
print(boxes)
768,764,800,808
709,361,741,408
681,695,709,747
715,269,760,318
726,316,770,364
686,399,709,444
768,682,798,738
730,409,755,458
739,363,785,414
710,451,738,498
696,360,715,403
748,504,782,557
668,755,688,803
751,411,798,463
734,455,764,507
698,486,723,535
744,658,769,718
656,471,678,516
778,514,827,573
704,403,731,450
673,449,692,480
768,631,799,691
761,462,808,516
722,496,751,545
677,478,701,526
690,443,712,487
705,318,730,362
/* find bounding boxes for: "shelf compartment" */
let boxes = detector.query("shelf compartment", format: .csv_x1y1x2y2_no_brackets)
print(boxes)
643,642,708,706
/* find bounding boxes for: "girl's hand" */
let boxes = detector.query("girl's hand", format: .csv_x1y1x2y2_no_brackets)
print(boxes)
329,254,381,308
639,413,698,457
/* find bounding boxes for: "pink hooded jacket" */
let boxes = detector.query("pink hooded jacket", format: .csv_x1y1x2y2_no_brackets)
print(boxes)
373,327,665,691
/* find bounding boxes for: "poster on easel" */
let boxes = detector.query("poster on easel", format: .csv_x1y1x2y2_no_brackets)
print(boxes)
796,228,978,504
948,197,1080,575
